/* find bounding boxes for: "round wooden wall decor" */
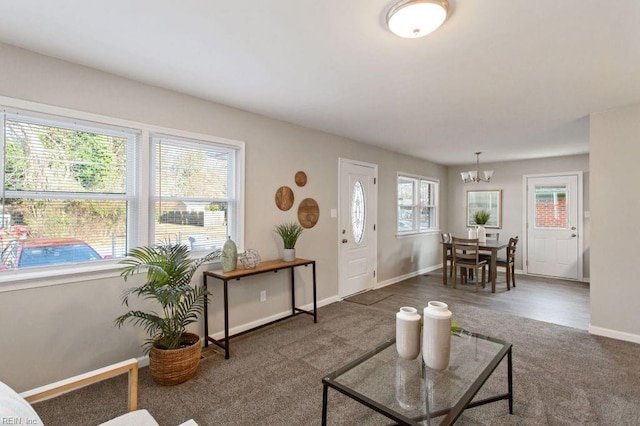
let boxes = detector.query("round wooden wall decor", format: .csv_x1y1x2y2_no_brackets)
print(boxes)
295,171,307,187
275,186,294,211
298,198,319,228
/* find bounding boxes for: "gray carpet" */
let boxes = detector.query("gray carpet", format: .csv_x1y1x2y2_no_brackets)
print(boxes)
344,289,394,306
33,300,640,425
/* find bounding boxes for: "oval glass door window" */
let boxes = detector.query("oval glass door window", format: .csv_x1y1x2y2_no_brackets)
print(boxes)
352,180,366,244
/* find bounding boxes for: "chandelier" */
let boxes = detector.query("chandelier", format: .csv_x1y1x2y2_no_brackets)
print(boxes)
386,0,450,39
460,152,494,183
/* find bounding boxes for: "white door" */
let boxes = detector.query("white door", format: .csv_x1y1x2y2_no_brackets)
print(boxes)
338,159,377,298
525,174,581,280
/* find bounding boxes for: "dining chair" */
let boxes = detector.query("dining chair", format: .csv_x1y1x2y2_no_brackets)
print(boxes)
485,232,499,241
496,236,519,289
452,237,487,292
441,232,453,279
480,232,499,278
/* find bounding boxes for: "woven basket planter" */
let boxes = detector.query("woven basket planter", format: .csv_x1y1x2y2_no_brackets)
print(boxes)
149,332,202,386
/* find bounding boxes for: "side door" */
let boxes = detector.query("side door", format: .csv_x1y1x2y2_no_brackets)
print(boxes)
525,174,581,280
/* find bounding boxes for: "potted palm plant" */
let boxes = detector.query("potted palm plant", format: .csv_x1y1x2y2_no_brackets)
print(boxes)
115,242,221,385
473,209,491,243
275,221,303,261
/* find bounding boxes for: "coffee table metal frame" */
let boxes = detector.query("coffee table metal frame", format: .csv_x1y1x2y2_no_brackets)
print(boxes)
321,332,513,425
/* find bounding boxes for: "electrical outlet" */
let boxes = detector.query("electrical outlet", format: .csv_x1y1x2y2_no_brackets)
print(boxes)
410,255,414,263
260,290,267,302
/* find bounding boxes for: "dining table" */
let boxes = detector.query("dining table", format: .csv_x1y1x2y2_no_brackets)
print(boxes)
442,239,508,293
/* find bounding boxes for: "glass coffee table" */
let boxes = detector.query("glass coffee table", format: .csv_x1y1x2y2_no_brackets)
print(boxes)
321,330,512,425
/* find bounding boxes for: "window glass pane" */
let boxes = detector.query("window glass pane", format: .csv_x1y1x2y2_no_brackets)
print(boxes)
351,180,365,244
154,137,234,250
420,180,432,205
155,201,228,251
535,185,568,229
5,120,127,194
155,141,228,199
398,177,415,232
0,199,126,270
420,206,434,229
420,180,434,229
1,114,133,272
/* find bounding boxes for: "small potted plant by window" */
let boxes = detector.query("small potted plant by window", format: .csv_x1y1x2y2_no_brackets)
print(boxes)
115,242,221,385
473,209,491,243
275,222,303,261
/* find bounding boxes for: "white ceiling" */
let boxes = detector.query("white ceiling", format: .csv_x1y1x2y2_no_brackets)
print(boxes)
1,0,639,165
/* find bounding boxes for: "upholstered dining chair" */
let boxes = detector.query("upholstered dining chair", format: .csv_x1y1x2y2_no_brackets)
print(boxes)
452,237,487,292
441,232,453,279
496,236,519,289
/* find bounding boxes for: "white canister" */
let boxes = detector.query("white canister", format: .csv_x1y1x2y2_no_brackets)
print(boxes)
422,301,452,370
396,307,421,360
468,228,477,239
477,225,486,243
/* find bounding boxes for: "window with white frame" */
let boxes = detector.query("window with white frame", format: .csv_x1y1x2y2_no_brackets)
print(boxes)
151,135,238,253
397,174,438,233
0,105,243,277
0,112,136,271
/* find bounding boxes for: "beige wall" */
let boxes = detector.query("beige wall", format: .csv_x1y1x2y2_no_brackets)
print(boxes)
0,43,446,391
447,155,590,277
590,104,640,341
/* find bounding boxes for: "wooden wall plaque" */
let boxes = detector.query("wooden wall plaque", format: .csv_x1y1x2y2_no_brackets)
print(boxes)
275,186,294,211
295,171,307,187
298,198,319,228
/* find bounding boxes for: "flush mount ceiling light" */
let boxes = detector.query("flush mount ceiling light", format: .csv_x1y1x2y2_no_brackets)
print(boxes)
461,152,494,183
386,0,450,38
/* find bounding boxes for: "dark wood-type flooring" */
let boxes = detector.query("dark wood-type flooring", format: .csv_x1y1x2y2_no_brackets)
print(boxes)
372,268,590,330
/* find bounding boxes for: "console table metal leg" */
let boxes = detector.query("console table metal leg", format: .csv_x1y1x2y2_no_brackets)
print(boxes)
508,347,513,414
290,267,296,316
223,279,230,360
312,261,317,323
203,272,209,348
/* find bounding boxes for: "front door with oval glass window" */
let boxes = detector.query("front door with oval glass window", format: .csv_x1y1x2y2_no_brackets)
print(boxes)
338,159,377,298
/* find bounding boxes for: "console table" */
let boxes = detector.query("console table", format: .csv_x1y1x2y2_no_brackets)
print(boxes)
203,258,317,359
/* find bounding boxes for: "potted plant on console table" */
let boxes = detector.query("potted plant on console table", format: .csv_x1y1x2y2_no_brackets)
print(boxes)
275,221,304,261
115,242,221,385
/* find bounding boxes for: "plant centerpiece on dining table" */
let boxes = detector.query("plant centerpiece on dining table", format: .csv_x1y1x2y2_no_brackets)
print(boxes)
275,221,303,261
115,242,221,385
473,209,491,243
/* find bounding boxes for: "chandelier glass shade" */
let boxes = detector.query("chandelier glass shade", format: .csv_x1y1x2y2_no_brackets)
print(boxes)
461,152,494,183
386,0,450,39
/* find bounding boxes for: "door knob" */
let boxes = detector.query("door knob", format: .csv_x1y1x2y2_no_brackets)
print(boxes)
571,226,576,230
342,239,348,243
571,234,577,238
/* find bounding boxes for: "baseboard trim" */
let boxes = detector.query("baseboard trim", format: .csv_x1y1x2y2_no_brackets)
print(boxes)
375,264,443,289
206,295,339,341
589,325,640,344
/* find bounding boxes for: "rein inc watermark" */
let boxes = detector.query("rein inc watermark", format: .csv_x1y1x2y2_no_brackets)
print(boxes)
1,417,40,425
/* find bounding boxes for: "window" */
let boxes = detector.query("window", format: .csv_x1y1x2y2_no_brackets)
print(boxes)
152,135,239,253
1,112,136,271
0,104,244,279
397,174,438,233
